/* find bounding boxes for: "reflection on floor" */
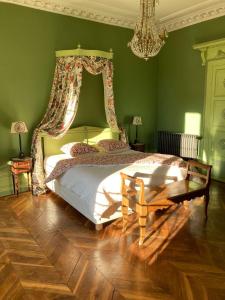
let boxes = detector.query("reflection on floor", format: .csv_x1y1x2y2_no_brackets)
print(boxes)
0,180,225,299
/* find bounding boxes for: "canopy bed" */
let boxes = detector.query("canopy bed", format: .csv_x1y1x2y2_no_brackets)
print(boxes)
31,47,119,195
31,47,187,229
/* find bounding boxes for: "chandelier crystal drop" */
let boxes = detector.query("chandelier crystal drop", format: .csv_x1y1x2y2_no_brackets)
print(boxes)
128,0,167,60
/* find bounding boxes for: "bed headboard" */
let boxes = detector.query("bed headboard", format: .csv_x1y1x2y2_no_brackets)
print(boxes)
41,126,119,157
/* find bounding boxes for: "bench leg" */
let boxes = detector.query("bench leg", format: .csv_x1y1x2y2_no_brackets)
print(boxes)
122,197,129,233
95,224,103,231
183,200,189,209
138,205,148,246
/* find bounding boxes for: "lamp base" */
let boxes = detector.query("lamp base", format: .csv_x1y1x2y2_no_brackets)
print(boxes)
19,151,25,159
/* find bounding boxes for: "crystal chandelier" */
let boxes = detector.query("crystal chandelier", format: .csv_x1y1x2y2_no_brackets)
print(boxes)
128,0,167,60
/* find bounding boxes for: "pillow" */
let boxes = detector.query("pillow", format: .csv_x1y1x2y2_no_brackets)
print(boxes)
97,139,129,152
61,142,98,156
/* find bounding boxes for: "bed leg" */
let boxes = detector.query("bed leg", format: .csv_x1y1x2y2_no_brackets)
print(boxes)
95,223,103,231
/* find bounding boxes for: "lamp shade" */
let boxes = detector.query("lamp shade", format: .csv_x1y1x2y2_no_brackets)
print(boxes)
11,121,28,134
132,116,142,126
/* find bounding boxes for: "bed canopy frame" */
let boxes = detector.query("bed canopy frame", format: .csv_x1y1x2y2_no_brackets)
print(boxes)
31,47,119,195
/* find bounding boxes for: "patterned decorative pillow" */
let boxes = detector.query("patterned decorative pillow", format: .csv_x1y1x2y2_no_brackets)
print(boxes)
61,142,98,156
97,139,129,152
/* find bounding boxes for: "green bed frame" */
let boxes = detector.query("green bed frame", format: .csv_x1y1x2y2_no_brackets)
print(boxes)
41,126,119,158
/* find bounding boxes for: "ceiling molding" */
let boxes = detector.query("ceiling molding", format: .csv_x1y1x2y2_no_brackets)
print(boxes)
0,0,135,28
1,0,225,32
161,2,225,32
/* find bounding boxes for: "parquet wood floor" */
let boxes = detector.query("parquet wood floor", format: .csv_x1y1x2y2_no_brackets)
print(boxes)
0,180,225,299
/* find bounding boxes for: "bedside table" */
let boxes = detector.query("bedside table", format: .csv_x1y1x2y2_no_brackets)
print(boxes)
130,143,145,152
9,157,32,195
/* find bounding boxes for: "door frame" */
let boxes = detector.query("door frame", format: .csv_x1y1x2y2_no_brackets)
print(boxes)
193,38,225,181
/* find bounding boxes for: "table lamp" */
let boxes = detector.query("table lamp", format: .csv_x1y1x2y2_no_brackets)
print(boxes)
132,116,142,143
11,121,28,158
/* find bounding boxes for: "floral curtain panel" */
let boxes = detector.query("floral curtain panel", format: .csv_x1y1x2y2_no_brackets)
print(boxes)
31,55,119,195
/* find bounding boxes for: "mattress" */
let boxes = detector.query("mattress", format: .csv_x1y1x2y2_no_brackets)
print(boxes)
45,150,187,224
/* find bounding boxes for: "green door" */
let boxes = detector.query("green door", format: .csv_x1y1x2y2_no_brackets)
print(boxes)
204,58,225,181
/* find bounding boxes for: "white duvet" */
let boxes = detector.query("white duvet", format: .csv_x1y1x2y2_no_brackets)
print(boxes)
45,150,187,224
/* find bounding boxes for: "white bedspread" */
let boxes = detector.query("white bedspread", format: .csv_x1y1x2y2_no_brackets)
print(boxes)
45,151,187,224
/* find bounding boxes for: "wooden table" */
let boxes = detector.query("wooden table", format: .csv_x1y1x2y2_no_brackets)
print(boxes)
10,157,32,195
130,143,145,152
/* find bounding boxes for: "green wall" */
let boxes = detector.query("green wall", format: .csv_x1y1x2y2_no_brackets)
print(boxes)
1,3,225,196
157,16,225,134
0,3,157,196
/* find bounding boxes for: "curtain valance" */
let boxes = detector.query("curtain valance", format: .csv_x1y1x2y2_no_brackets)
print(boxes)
31,51,119,195
56,48,113,59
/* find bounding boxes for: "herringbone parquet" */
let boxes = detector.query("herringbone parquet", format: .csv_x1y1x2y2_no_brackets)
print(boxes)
0,181,225,299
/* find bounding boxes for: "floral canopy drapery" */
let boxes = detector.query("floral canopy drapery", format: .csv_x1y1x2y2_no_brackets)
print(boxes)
31,51,119,195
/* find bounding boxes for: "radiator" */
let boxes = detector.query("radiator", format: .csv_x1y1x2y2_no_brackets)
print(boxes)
157,131,201,159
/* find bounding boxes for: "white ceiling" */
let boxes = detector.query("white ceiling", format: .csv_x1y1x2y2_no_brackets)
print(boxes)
2,0,225,31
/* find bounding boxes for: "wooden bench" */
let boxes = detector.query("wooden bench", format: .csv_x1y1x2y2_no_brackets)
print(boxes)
121,160,212,246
